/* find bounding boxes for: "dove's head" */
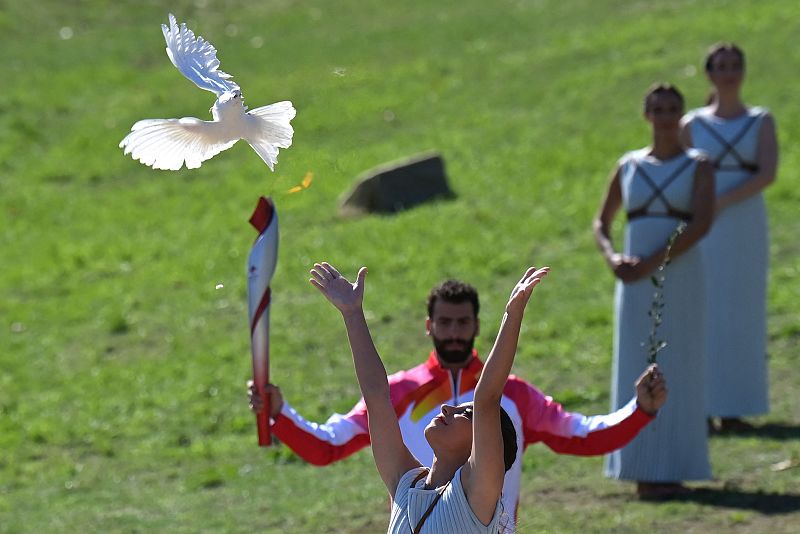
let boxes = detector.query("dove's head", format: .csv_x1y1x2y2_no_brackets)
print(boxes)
220,89,243,104
212,90,247,118
215,89,244,107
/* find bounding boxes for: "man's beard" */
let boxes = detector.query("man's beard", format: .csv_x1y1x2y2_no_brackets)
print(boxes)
433,336,475,364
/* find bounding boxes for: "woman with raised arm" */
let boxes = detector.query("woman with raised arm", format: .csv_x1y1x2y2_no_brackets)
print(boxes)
309,262,548,533
680,43,778,433
594,84,715,499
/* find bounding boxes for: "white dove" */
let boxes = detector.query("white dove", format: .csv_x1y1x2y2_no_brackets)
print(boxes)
120,14,296,171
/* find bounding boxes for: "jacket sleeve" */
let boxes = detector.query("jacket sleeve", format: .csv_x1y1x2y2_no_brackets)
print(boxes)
270,368,414,466
507,378,654,456
271,401,370,466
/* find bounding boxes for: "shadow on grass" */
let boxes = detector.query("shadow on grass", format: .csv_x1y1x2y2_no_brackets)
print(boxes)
676,488,800,515
712,422,800,440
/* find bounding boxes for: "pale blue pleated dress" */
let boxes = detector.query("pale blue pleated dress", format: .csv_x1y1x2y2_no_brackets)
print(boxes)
605,148,711,482
684,106,770,418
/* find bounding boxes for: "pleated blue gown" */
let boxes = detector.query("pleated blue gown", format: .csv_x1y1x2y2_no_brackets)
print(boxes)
605,148,711,482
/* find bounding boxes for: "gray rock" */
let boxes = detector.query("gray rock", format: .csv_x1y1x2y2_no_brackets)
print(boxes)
339,152,455,215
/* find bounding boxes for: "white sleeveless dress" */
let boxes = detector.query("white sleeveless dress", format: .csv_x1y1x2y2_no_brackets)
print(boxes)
684,106,770,418
388,466,509,533
605,148,711,482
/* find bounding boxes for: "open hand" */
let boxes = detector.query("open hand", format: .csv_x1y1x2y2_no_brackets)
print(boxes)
506,266,550,316
310,262,367,316
634,364,668,415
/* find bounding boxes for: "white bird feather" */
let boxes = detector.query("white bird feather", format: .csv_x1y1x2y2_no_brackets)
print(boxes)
120,14,295,171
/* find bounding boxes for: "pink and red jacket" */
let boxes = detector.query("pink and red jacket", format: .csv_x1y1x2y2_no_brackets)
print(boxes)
272,351,653,514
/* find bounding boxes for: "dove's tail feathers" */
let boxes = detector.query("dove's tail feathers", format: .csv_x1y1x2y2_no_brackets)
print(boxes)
245,101,296,171
249,101,297,122
247,139,280,171
248,101,296,149
119,117,236,171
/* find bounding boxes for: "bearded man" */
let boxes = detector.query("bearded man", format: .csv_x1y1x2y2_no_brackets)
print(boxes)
249,279,664,515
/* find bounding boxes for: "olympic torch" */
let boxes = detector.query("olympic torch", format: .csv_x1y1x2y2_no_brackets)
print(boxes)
247,196,279,446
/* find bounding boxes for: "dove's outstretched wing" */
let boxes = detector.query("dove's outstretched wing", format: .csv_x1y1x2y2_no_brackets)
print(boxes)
162,13,239,96
119,118,238,171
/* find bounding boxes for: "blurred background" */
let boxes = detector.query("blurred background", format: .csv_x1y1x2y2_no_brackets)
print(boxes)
1,0,798,531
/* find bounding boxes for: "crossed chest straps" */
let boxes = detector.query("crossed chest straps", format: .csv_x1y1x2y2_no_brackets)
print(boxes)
695,114,760,173
628,115,761,221
626,156,694,222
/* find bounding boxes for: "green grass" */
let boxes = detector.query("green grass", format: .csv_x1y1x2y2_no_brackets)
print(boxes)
2,0,799,532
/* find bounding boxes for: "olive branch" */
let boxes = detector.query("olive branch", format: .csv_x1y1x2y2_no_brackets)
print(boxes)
644,222,687,364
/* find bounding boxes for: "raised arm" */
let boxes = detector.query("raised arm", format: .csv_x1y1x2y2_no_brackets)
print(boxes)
309,262,420,497
463,266,549,522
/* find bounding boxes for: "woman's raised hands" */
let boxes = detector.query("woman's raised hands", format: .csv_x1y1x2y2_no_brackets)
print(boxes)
309,262,368,315
506,266,550,316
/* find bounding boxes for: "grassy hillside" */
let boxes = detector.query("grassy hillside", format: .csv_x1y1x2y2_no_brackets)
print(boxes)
1,0,798,531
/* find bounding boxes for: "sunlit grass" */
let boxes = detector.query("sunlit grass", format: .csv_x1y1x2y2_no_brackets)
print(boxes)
2,0,798,532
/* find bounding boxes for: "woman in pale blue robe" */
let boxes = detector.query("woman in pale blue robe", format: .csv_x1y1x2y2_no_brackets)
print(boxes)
595,84,715,499
680,43,778,432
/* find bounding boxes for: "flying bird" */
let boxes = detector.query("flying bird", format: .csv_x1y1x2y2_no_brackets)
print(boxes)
120,14,296,171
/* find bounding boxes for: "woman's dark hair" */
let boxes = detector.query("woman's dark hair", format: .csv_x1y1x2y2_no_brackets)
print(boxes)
643,83,685,113
703,43,745,105
427,279,480,319
499,406,518,472
704,42,745,73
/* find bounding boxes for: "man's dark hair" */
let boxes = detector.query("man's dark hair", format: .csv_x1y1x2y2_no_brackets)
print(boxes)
426,280,480,319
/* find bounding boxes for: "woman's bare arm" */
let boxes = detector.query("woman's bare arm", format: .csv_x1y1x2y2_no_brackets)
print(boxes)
310,262,420,498
593,165,643,282
462,266,549,523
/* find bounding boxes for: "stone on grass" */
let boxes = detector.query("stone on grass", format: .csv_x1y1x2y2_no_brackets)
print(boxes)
339,152,455,215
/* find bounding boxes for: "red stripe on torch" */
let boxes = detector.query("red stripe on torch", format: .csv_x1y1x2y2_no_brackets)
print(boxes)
250,287,271,336
251,287,272,446
248,196,279,447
